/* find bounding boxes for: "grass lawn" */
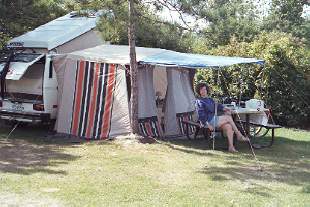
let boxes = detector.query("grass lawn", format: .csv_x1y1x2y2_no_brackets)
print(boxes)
0,124,309,207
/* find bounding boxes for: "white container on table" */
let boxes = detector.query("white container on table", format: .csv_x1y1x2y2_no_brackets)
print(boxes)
245,99,265,111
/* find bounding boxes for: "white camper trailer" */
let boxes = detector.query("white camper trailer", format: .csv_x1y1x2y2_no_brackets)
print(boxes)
0,11,103,123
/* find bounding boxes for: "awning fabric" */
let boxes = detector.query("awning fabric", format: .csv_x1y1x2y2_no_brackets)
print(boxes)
140,50,264,68
63,45,264,69
5,54,44,80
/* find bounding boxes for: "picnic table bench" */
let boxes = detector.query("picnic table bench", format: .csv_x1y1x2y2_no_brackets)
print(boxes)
235,120,282,148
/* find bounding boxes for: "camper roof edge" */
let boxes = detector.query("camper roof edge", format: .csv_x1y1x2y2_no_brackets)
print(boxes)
7,10,103,51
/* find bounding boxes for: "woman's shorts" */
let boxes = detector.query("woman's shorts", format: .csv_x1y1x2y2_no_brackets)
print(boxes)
206,116,220,128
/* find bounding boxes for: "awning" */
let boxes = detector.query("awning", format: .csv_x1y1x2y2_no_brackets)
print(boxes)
55,44,265,69
140,50,264,68
5,54,44,80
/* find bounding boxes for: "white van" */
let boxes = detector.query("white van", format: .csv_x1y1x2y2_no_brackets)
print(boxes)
0,11,103,123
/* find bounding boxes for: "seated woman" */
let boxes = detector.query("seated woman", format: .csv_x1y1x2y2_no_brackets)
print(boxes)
195,82,248,152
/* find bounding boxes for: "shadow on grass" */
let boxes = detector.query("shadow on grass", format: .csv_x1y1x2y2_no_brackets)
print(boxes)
160,138,212,156
162,135,310,189
242,185,273,198
161,136,229,156
0,124,82,175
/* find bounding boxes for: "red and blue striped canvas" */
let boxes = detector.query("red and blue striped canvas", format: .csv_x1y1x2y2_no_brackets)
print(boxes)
70,61,117,139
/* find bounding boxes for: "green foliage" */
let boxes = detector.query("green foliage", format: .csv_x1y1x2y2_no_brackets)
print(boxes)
260,34,310,127
92,0,129,44
0,32,10,49
194,32,310,127
173,0,261,47
298,20,310,46
82,0,195,52
264,0,306,31
203,0,260,47
263,0,310,45
0,0,66,49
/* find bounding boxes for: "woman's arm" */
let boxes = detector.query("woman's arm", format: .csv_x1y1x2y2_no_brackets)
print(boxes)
217,102,231,114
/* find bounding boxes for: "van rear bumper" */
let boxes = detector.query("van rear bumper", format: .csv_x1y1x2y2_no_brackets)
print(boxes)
0,109,51,123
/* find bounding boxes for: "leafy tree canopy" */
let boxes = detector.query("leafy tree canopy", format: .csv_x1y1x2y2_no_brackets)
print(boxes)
68,0,195,52
151,0,261,47
0,0,66,49
263,0,310,45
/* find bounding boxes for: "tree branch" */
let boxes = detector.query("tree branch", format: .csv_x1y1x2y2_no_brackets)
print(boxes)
142,0,193,31
134,8,189,31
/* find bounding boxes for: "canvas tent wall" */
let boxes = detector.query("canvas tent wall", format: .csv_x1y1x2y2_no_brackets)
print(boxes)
53,58,131,139
52,45,264,139
52,45,165,139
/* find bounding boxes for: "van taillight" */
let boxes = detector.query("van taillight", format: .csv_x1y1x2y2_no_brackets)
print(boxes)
0,100,2,107
33,104,44,111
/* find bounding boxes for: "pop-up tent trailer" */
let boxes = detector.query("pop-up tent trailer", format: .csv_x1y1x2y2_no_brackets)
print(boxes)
0,11,104,123
52,45,264,139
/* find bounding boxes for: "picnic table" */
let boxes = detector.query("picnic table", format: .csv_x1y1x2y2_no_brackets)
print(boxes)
230,106,282,148
231,107,269,135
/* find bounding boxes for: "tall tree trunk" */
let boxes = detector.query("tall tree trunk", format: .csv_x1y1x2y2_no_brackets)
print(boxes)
128,0,139,134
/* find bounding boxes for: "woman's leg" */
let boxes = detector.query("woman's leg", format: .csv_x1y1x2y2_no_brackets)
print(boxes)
217,115,247,140
221,123,237,152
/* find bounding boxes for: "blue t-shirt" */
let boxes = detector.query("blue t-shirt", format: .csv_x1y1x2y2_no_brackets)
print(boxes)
195,97,224,123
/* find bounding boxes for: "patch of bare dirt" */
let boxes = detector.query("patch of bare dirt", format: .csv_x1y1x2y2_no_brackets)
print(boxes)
0,192,63,207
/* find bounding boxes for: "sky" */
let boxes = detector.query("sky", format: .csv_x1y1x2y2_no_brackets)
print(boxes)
303,5,310,18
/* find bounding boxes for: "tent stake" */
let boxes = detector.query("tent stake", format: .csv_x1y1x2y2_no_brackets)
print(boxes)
6,122,19,139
